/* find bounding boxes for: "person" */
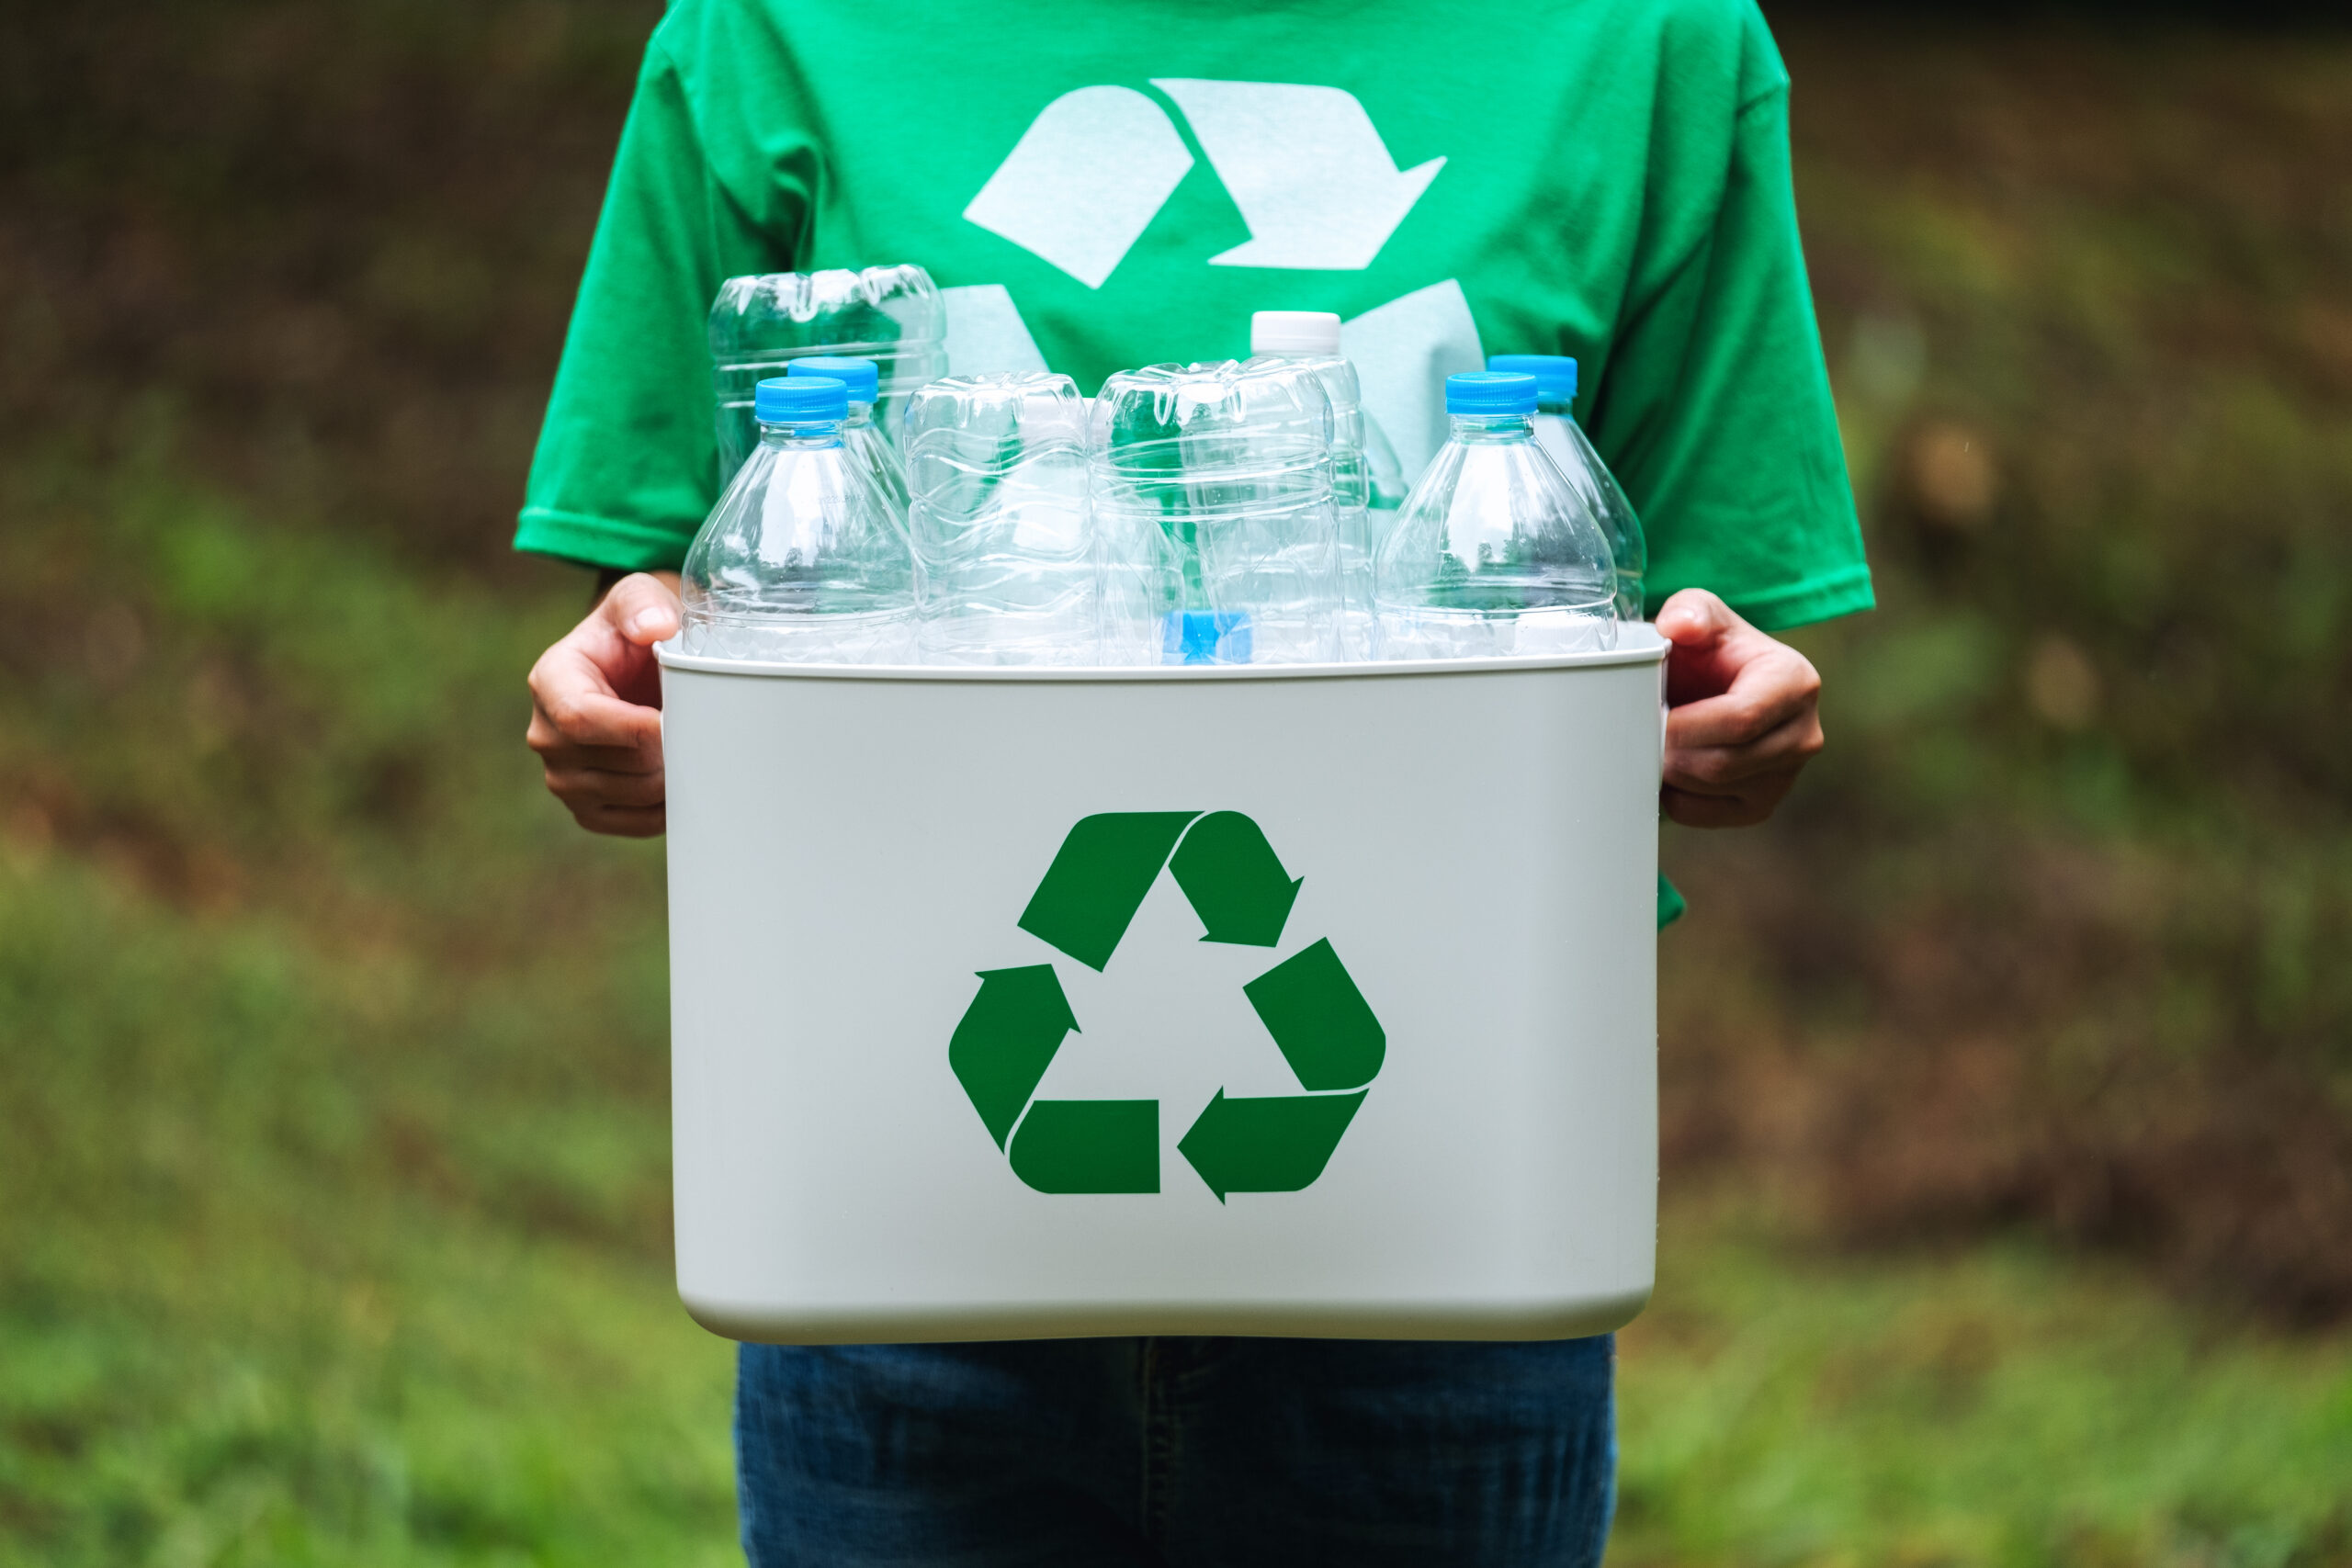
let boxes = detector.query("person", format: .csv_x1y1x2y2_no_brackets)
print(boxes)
516,0,1871,1560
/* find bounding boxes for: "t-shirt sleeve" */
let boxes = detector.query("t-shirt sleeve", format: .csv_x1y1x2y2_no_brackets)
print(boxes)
514,38,796,572
1586,32,1873,633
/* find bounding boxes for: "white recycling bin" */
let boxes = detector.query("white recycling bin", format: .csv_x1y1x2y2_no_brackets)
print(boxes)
656,627,1668,1344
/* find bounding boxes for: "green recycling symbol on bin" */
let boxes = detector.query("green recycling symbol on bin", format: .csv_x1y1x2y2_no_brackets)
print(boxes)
949,811,1385,1199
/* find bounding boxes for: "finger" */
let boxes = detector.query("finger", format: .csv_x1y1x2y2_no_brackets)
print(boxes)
598,572,684,647
1662,775,1794,829
1652,587,1737,651
1666,711,1824,794
527,648,665,750
1657,590,1777,705
543,762,668,810
526,698,662,765
1667,673,1821,753
568,801,668,839
527,730,664,773
528,685,663,751
554,578,674,710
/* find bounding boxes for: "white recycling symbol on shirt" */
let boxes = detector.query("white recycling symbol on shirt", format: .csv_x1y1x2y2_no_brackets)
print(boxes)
962,81,1447,288
949,80,1479,479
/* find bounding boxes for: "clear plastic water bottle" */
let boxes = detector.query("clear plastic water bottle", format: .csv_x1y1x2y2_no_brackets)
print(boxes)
787,356,910,519
1248,310,1399,660
1487,354,1647,622
1362,418,1409,512
1091,359,1341,665
1374,371,1617,659
708,265,947,484
904,372,1094,665
679,376,918,663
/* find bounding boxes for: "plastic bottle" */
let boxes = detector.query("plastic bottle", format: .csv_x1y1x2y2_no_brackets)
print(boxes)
1091,359,1341,665
1373,371,1617,660
1487,354,1646,621
903,372,1094,665
787,356,910,519
678,376,917,663
1248,310,1402,660
707,265,947,484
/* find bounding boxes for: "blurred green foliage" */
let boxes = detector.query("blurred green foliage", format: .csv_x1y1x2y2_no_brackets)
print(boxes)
3,2,2349,1562
1614,1205,2352,1568
0,459,734,1564
1659,17,2352,1322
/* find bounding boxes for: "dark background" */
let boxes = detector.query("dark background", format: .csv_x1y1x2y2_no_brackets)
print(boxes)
4,2,2348,1562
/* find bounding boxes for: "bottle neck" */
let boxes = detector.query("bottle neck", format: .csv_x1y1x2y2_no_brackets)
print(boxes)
1534,396,1575,418
844,400,876,429
758,416,847,448
1448,412,1534,443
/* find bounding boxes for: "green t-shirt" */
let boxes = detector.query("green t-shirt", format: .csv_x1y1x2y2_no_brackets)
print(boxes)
516,0,1872,639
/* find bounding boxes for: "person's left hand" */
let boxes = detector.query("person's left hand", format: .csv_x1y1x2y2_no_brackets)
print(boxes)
1654,588,1826,828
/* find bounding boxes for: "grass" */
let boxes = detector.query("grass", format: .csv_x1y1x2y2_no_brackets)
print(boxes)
0,837,736,1568
0,459,738,1563
1615,1208,2352,1567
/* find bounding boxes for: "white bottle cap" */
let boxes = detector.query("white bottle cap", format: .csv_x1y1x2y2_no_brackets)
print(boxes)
1251,310,1342,356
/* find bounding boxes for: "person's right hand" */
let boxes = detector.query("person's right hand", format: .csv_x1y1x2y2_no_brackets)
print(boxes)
526,570,681,838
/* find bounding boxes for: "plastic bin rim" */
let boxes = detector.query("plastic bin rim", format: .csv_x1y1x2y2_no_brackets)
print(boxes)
655,626,1667,683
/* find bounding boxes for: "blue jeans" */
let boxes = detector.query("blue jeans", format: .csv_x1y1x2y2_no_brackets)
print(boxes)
735,1335,1616,1566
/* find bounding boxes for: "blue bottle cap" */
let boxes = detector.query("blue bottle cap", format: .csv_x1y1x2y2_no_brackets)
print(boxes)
1487,354,1577,401
1161,610,1253,665
787,356,880,404
755,375,849,423
1445,371,1539,417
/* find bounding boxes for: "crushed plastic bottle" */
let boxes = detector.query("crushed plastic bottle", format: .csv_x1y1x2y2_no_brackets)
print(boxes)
679,375,917,663
1487,354,1646,621
1374,371,1617,660
904,372,1095,665
1247,310,1400,659
787,356,910,519
1091,359,1341,666
708,265,947,484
